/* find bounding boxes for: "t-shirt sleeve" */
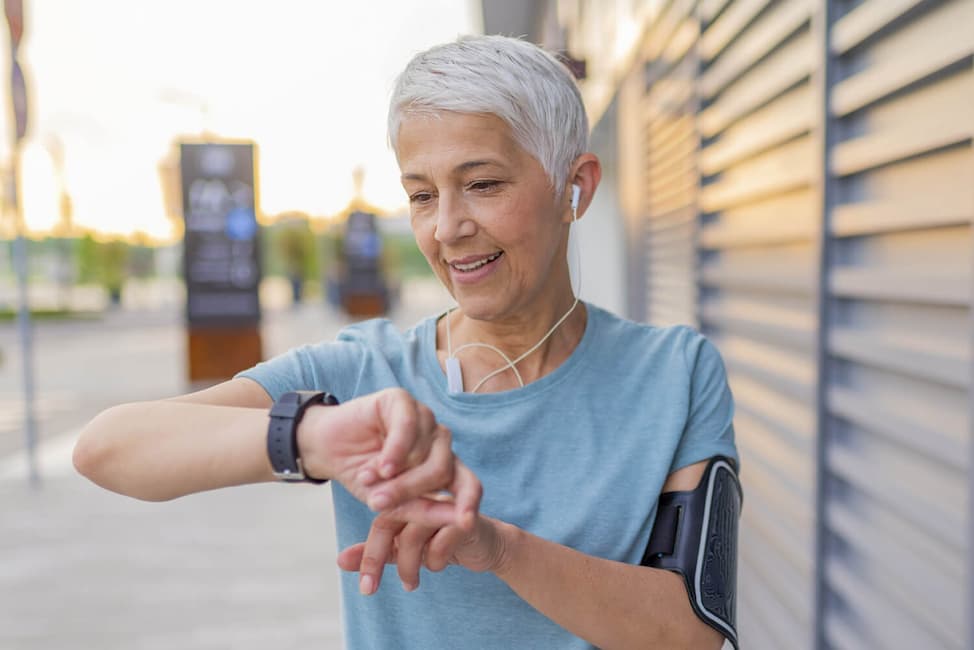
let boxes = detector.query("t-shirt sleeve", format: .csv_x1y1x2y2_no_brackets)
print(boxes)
234,339,366,403
670,331,739,473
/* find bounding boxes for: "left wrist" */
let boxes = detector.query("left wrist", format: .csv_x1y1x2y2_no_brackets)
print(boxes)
489,518,522,578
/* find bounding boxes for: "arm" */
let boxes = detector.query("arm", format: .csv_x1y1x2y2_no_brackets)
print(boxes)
73,378,275,501
340,460,726,650
74,379,480,527
491,462,724,649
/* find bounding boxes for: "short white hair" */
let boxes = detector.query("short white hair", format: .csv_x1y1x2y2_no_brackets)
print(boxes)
388,34,589,194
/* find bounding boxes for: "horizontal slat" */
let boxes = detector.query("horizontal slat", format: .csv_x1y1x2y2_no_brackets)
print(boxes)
827,500,964,647
700,87,813,174
700,0,733,23
700,303,815,348
740,564,811,650
644,0,697,64
731,374,816,444
700,34,814,137
831,17,973,116
647,117,696,161
700,165,812,212
830,268,970,305
700,219,814,248
828,385,966,470
734,409,816,489
701,0,772,61
740,523,812,629
827,496,962,584
721,344,815,403
831,0,928,54
831,121,972,177
645,207,696,231
827,444,965,549
829,328,969,388
824,613,870,650
660,17,698,67
701,0,812,99
700,266,812,293
826,556,956,649
832,200,972,237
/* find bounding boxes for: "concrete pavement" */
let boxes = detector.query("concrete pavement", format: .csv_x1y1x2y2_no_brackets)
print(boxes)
0,278,453,650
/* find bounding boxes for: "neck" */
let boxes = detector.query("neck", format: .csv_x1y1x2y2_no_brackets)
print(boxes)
441,289,586,392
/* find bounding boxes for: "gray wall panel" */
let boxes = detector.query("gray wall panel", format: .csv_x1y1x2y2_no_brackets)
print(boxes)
609,0,972,647
825,0,973,646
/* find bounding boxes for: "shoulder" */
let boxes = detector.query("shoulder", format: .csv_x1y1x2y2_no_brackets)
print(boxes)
585,305,710,372
335,315,434,357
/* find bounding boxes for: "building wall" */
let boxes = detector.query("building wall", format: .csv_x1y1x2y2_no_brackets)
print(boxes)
604,1,974,648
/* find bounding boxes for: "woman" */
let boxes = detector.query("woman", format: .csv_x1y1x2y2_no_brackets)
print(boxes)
75,35,738,649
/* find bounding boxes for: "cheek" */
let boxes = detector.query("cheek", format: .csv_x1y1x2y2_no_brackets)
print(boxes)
410,221,440,264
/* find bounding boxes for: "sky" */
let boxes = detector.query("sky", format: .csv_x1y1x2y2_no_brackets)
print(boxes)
2,0,482,240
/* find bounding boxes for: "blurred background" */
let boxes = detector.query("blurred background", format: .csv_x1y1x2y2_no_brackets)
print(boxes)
0,1,971,649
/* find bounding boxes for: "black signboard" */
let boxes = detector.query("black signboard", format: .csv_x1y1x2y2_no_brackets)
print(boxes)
180,142,261,326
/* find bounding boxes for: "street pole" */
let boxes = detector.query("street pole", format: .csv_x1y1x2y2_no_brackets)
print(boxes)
5,0,38,487
9,148,39,487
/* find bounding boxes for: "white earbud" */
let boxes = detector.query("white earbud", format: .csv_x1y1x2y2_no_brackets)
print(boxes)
570,184,581,212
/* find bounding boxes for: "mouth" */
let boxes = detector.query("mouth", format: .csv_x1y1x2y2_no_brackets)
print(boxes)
449,251,504,273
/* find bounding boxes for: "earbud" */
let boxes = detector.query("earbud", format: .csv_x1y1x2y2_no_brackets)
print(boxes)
570,184,581,212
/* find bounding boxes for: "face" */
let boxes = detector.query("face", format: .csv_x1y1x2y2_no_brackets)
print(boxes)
397,112,572,322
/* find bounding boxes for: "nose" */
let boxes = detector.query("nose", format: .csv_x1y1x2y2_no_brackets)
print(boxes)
433,193,475,243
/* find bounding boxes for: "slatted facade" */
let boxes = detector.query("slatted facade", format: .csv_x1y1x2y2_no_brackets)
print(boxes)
823,1,972,647
698,1,821,647
641,0,702,327
613,0,973,648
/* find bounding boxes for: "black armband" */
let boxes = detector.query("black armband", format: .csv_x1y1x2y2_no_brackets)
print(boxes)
642,456,742,649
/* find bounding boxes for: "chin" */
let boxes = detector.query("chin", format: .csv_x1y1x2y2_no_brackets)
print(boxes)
451,293,505,321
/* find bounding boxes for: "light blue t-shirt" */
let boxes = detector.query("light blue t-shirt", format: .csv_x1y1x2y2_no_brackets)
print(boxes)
238,303,737,649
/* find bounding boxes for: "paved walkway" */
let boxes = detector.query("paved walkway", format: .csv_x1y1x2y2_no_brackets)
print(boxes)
0,278,453,650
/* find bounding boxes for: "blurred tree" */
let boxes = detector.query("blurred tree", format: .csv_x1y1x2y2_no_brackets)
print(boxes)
75,233,130,306
275,219,317,304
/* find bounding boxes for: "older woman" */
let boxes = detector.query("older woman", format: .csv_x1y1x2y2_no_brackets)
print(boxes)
75,35,738,650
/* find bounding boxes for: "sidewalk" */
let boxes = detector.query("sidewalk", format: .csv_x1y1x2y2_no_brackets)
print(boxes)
0,277,453,650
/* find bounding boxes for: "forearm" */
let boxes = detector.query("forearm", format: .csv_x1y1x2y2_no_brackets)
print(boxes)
494,524,722,650
74,400,274,501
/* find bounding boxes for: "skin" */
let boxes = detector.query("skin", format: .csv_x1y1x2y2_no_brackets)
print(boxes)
337,111,726,649
74,380,479,531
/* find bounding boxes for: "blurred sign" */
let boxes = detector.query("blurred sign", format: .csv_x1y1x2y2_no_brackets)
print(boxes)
179,142,261,326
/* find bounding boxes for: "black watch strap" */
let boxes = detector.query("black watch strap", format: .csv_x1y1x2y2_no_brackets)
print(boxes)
267,390,339,483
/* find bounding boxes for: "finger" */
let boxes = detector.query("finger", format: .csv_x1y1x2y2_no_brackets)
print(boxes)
450,458,483,531
381,495,460,529
337,543,367,572
396,524,436,592
374,391,423,479
425,525,467,572
367,427,454,511
357,517,404,596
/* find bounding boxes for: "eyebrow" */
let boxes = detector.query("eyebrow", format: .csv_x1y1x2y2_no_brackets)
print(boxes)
401,159,503,182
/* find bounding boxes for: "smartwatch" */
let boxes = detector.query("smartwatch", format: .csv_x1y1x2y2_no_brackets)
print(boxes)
266,390,339,483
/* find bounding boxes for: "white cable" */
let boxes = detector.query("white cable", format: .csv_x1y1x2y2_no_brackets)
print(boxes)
445,198,583,394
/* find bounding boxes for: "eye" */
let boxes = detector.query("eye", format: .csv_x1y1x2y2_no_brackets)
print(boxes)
467,180,501,192
409,191,434,205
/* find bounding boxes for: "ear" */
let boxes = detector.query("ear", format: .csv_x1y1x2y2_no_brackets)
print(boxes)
564,153,602,222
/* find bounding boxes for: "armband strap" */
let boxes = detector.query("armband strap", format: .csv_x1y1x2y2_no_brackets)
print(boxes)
642,456,742,649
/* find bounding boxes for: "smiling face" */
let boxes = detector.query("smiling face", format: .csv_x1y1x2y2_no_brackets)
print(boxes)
397,111,573,322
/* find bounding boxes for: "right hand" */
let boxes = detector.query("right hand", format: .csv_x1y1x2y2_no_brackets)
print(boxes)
296,388,477,528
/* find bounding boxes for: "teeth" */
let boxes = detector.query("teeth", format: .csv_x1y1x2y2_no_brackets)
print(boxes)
453,252,501,272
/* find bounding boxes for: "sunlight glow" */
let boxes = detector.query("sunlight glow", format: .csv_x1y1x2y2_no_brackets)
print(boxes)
3,0,482,241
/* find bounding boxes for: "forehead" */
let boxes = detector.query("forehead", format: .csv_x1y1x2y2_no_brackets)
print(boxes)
396,112,531,176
